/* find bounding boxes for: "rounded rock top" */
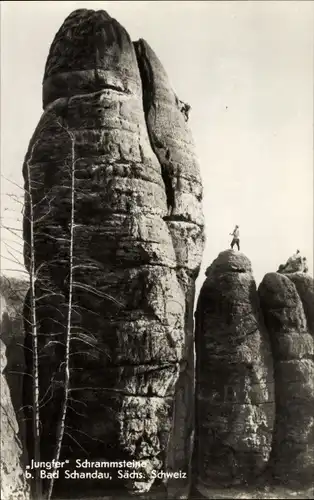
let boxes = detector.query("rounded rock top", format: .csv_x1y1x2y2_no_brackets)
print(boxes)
205,249,252,278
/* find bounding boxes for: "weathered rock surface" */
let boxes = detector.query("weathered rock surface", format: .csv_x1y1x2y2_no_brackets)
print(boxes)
0,308,30,500
22,8,204,498
259,272,314,486
286,273,314,336
0,277,28,434
193,250,275,494
134,39,205,497
277,251,308,274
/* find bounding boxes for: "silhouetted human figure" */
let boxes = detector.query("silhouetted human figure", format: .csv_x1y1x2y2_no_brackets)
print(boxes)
177,98,191,122
230,225,240,251
182,103,191,122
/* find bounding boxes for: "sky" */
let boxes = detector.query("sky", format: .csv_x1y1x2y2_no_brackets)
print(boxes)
1,0,313,299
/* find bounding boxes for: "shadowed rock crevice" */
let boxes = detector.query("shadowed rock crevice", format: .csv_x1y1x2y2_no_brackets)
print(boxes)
133,40,175,217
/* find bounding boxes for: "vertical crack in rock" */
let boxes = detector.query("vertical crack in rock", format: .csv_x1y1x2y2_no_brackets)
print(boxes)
22,8,204,498
134,39,205,498
133,40,175,216
193,250,274,496
259,271,314,486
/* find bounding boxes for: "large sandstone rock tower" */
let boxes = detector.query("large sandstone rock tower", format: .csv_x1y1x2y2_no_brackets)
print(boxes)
193,250,275,496
259,267,314,486
22,8,204,498
193,249,313,495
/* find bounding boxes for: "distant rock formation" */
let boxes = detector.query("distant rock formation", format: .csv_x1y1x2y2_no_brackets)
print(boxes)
0,276,28,433
22,8,204,498
277,251,308,274
193,250,275,496
259,270,314,486
287,273,314,335
1,302,30,500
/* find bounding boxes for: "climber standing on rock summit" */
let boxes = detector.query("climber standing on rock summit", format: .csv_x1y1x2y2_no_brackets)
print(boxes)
230,225,240,251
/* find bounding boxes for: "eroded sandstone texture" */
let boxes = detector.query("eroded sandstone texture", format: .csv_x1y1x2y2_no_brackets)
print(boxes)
134,39,205,497
0,277,28,440
1,303,30,500
193,250,274,495
22,8,204,497
259,271,314,486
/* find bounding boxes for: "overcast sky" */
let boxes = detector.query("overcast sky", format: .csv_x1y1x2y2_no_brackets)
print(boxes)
1,1,313,296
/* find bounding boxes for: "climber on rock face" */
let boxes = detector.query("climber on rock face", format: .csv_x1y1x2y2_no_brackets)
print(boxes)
230,225,240,251
177,99,191,122
182,103,191,122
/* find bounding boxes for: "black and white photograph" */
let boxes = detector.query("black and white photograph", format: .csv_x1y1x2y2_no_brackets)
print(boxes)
0,1,313,499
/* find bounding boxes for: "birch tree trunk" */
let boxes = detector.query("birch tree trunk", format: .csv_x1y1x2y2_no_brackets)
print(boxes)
25,143,43,500
47,126,75,500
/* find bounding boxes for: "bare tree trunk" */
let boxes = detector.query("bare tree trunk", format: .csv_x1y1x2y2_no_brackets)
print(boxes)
25,145,43,500
47,127,75,500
